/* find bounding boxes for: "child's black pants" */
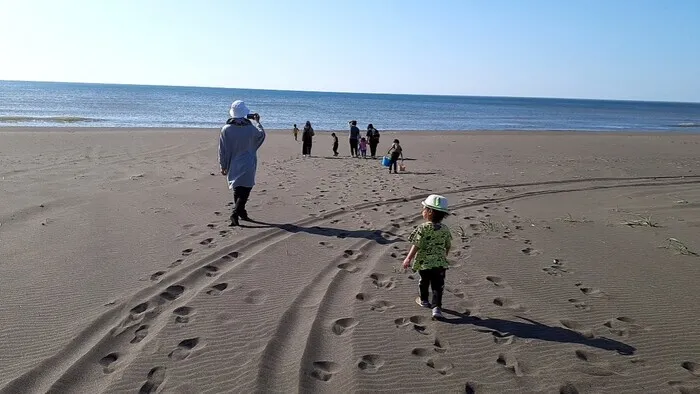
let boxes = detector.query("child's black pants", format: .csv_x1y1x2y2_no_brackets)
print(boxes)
418,267,446,308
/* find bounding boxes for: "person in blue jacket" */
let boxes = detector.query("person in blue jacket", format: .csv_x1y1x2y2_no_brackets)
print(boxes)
218,100,266,226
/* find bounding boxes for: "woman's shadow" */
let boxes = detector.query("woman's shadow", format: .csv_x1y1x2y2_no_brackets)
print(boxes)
240,219,402,245
440,310,636,355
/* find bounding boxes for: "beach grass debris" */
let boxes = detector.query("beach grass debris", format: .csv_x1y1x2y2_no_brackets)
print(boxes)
622,214,660,228
660,238,698,256
479,219,508,233
561,213,592,223
456,226,470,242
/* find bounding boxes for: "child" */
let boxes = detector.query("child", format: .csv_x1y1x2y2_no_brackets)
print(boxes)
403,194,452,319
293,124,299,141
331,133,339,156
359,137,368,158
387,139,403,174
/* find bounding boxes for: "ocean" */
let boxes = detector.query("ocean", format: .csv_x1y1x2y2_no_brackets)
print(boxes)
1,80,699,132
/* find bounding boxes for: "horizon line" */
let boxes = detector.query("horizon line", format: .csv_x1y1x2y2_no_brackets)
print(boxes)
2,78,699,105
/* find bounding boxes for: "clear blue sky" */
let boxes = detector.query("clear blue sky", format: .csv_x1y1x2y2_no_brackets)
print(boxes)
1,0,699,102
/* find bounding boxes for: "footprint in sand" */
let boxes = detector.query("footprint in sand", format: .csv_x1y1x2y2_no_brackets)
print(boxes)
139,366,166,394
331,318,358,336
221,251,240,261
99,353,119,374
457,300,479,316
309,361,340,382
168,338,200,361
445,286,465,299
521,247,540,255
203,265,220,277
131,325,149,344
394,317,410,328
668,380,700,394
369,273,396,289
493,297,527,312
486,330,515,345
434,337,449,354
369,300,395,313
486,276,506,287
576,283,607,298
357,355,384,373
337,262,359,273
574,349,625,376
496,353,530,377
244,289,267,304
206,283,228,296
173,306,193,323
130,302,149,317
426,357,454,375
559,382,581,394
219,230,229,237
568,298,590,311
411,348,433,357
409,315,432,335
319,241,334,249
682,361,700,377
200,237,214,246
149,271,165,281
159,285,185,301
168,259,183,268
603,317,646,337
181,248,193,256
561,320,594,338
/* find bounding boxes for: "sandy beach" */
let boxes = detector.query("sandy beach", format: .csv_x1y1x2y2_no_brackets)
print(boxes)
1,128,700,393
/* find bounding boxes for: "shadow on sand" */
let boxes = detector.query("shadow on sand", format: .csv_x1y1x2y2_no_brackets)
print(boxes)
239,219,402,245
440,310,636,355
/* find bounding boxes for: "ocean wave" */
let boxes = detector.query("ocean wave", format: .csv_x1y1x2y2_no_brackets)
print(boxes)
672,122,700,128
0,116,102,123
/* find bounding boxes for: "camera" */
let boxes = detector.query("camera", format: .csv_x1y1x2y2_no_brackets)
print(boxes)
246,113,260,121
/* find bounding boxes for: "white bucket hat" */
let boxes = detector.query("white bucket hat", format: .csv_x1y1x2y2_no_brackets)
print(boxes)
421,194,449,212
229,100,250,118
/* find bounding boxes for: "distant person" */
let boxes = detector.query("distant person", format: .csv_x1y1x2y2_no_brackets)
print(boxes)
366,123,380,158
302,121,314,157
359,137,368,158
349,120,360,157
386,138,403,174
402,194,452,319
218,100,266,226
293,124,299,141
331,132,339,156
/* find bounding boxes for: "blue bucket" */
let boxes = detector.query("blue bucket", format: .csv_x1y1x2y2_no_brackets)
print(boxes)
381,156,391,167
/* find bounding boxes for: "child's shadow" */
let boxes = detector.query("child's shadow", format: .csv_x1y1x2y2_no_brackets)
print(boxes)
440,310,636,355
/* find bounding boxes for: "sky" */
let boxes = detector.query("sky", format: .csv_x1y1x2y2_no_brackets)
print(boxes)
1,0,699,102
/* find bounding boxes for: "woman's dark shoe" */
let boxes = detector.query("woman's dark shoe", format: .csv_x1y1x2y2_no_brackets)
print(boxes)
230,213,240,226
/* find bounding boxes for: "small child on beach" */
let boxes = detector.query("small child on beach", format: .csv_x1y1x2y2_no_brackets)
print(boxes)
403,194,452,319
387,139,403,174
359,137,368,158
331,133,339,156
293,124,299,141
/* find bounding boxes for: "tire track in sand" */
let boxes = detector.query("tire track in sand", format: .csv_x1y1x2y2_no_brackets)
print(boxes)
3,175,700,392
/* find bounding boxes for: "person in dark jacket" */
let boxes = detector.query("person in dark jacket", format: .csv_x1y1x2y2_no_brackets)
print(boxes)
302,121,314,157
366,123,380,159
349,120,360,157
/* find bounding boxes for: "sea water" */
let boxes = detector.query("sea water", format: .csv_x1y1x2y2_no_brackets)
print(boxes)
1,80,699,132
